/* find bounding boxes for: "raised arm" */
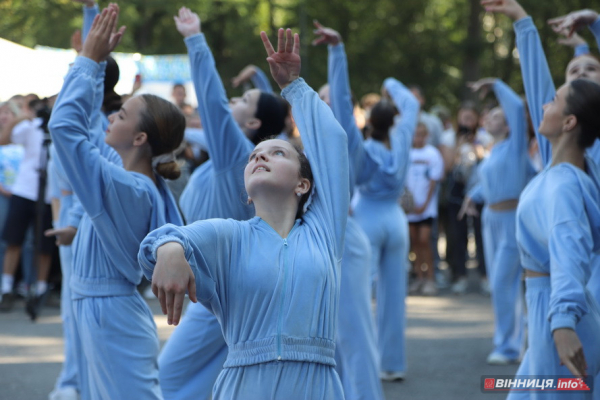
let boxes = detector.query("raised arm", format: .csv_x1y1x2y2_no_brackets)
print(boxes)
384,77,420,154
262,28,349,256
231,65,274,93
175,7,251,172
493,80,527,154
483,0,554,166
48,6,129,218
314,21,373,189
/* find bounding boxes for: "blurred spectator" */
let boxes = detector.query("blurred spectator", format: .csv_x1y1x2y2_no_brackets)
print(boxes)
406,122,444,296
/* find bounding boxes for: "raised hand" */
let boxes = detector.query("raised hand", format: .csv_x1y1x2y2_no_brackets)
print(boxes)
548,9,599,38
553,328,588,377
231,65,258,88
312,20,341,46
152,242,198,326
174,7,201,38
557,29,587,48
481,0,527,21
467,78,496,99
80,3,126,63
260,28,301,90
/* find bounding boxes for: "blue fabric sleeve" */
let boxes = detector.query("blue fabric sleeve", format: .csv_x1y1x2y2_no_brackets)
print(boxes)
49,56,149,219
90,62,123,166
548,216,591,331
574,44,590,58
185,34,251,172
589,17,600,52
47,158,61,201
493,79,527,157
514,17,555,167
184,128,208,152
384,78,420,158
67,195,84,228
82,4,99,43
250,67,274,93
138,220,232,306
467,183,484,204
282,78,349,258
328,43,376,188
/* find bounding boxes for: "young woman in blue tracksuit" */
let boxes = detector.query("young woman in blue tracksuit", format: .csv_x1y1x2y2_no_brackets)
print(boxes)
484,1,600,398
48,7,184,399
157,8,287,400
459,79,533,365
313,22,384,399
139,27,349,400
351,75,420,380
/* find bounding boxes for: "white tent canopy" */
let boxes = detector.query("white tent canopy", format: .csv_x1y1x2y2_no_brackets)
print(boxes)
0,38,197,106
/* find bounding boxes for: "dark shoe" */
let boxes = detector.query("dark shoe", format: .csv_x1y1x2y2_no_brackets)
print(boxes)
26,290,49,321
0,293,15,312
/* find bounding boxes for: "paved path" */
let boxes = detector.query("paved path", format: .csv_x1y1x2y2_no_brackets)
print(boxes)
0,289,519,400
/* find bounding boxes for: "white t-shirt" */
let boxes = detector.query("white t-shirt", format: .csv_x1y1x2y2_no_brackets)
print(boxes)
406,144,443,221
10,118,50,203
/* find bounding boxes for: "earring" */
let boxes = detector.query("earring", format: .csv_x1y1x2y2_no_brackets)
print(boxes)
247,197,253,205
296,192,302,197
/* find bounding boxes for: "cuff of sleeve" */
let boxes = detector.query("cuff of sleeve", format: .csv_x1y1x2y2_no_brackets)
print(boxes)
67,214,81,228
513,16,535,35
151,235,186,262
328,42,345,55
184,33,207,50
74,56,101,77
550,313,578,332
281,78,311,102
574,44,590,58
589,17,600,38
383,77,398,89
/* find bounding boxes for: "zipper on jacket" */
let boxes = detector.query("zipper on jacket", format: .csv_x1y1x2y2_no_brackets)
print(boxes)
277,238,289,360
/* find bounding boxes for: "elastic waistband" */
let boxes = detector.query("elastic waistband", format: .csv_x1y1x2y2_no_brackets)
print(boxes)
70,275,137,298
525,276,550,289
225,336,336,368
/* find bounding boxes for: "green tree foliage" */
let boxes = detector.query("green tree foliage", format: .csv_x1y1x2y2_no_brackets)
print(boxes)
1,0,598,114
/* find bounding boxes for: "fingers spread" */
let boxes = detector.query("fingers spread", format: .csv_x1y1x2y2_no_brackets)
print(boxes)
260,31,275,56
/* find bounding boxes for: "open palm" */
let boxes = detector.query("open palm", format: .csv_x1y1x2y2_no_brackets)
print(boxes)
174,7,201,38
261,28,301,89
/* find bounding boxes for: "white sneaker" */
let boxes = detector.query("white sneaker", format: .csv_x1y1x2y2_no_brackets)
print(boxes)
380,371,406,381
486,352,518,366
451,277,468,295
49,387,78,400
421,280,438,296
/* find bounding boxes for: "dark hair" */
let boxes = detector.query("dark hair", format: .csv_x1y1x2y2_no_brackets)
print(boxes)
368,100,397,142
137,94,186,180
103,56,122,114
295,144,313,219
565,79,600,149
251,93,287,145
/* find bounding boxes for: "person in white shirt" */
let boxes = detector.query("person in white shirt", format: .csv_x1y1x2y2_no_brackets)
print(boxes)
406,122,443,295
